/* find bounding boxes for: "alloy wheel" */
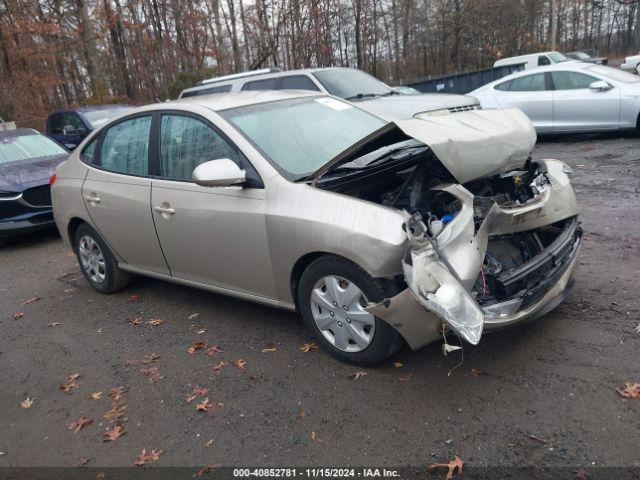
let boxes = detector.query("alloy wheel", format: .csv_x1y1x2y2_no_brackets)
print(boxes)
78,235,106,284
309,275,375,352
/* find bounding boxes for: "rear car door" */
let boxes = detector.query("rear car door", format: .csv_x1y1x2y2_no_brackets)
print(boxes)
550,71,620,131
81,114,170,275
494,73,554,132
149,111,277,298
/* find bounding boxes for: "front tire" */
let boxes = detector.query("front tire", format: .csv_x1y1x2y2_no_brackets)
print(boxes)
297,255,401,366
74,223,131,293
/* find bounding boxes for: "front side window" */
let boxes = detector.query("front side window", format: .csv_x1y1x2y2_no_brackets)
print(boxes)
538,56,551,66
551,71,598,90
221,96,386,179
508,73,547,91
100,116,151,175
0,133,67,164
160,114,243,180
50,113,84,134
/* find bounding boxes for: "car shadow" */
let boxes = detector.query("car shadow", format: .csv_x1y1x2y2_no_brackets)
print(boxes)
0,226,61,250
537,129,639,143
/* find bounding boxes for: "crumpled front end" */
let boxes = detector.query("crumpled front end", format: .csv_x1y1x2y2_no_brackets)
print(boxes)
368,159,581,350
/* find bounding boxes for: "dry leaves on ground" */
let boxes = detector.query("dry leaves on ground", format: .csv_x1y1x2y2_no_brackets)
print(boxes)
68,417,92,433
212,361,227,371
616,382,640,399
204,438,215,447
310,431,319,442
186,386,209,403
262,343,277,352
89,392,103,400
428,456,464,480
140,367,164,383
108,387,127,401
206,345,223,357
20,296,40,305
528,434,549,444
21,397,35,409
299,342,318,352
146,319,165,326
103,403,126,422
128,294,141,302
103,424,125,442
393,362,403,368
128,316,142,326
196,398,223,413
134,448,164,466
187,342,208,354
47,322,61,327
232,358,247,369
126,353,160,366
349,371,367,380
194,464,220,478
188,313,200,320
60,373,81,393
12,312,24,319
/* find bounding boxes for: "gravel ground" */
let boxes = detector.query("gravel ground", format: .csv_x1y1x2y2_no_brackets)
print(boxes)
0,134,638,474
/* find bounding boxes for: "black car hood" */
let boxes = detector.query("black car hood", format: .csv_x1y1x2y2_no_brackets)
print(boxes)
0,154,68,192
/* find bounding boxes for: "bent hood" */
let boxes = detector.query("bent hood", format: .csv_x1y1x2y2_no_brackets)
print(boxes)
312,108,536,184
355,93,479,121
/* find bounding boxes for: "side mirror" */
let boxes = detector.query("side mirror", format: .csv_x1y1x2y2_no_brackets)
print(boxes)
192,158,246,187
589,80,612,91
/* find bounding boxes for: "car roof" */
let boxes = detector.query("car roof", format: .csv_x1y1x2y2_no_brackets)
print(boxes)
486,61,591,85
50,105,131,115
0,128,39,138
160,90,323,112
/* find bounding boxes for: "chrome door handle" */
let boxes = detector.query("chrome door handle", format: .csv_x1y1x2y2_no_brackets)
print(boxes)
154,205,175,215
84,195,100,203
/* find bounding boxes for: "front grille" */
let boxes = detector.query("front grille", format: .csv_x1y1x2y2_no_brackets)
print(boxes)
22,185,52,207
447,105,482,113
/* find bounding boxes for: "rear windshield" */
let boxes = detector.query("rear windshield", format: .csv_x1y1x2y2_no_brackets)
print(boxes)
548,52,571,63
0,134,66,164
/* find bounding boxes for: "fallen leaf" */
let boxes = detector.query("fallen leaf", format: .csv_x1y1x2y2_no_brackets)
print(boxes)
128,294,141,302
196,398,223,413
470,368,483,376
146,319,165,326
205,345,223,357
428,455,464,480
212,361,227,371
193,464,220,478
188,313,200,320
528,434,548,444
20,296,40,305
103,424,125,442
47,322,61,327
128,316,142,326
143,352,160,364
186,386,209,403
89,392,103,400
393,362,403,368
12,312,24,320
349,371,367,379
60,373,81,393
68,417,92,433
232,358,247,369
298,411,306,419
103,403,126,422
310,431,319,442
134,448,164,466
21,397,35,409
262,343,277,352
108,387,127,401
299,342,318,353
204,438,214,447
616,382,640,399
140,367,164,383
187,342,208,354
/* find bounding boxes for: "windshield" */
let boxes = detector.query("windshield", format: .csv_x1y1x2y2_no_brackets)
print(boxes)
84,107,131,128
0,134,66,164
573,52,589,59
221,97,386,179
313,69,393,100
549,52,571,63
587,65,640,83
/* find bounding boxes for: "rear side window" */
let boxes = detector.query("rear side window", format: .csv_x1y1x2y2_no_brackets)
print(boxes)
100,116,152,175
182,85,232,98
80,137,99,164
159,114,243,180
551,71,598,90
241,78,278,91
279,75,320,91
507,73,546,91
494,80,512,91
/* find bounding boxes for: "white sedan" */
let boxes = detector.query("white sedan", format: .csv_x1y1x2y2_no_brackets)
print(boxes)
621,53,640,74
470,62,640,133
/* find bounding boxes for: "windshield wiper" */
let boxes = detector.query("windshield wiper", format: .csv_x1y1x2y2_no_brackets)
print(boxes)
335,146,427,172
344,93,381,101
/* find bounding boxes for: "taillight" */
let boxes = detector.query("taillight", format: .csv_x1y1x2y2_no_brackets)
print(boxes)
49,174,56,186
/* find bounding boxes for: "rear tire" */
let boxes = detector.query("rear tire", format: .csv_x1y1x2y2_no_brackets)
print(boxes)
297,255,401,366
73,223,131,293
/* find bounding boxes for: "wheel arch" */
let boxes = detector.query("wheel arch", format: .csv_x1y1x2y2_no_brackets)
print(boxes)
68,217,88,250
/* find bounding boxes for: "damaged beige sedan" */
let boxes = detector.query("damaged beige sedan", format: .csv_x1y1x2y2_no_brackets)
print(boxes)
52,91,580,365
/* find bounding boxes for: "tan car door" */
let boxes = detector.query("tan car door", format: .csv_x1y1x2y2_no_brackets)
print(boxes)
81,114,170,275
149,112,276,299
